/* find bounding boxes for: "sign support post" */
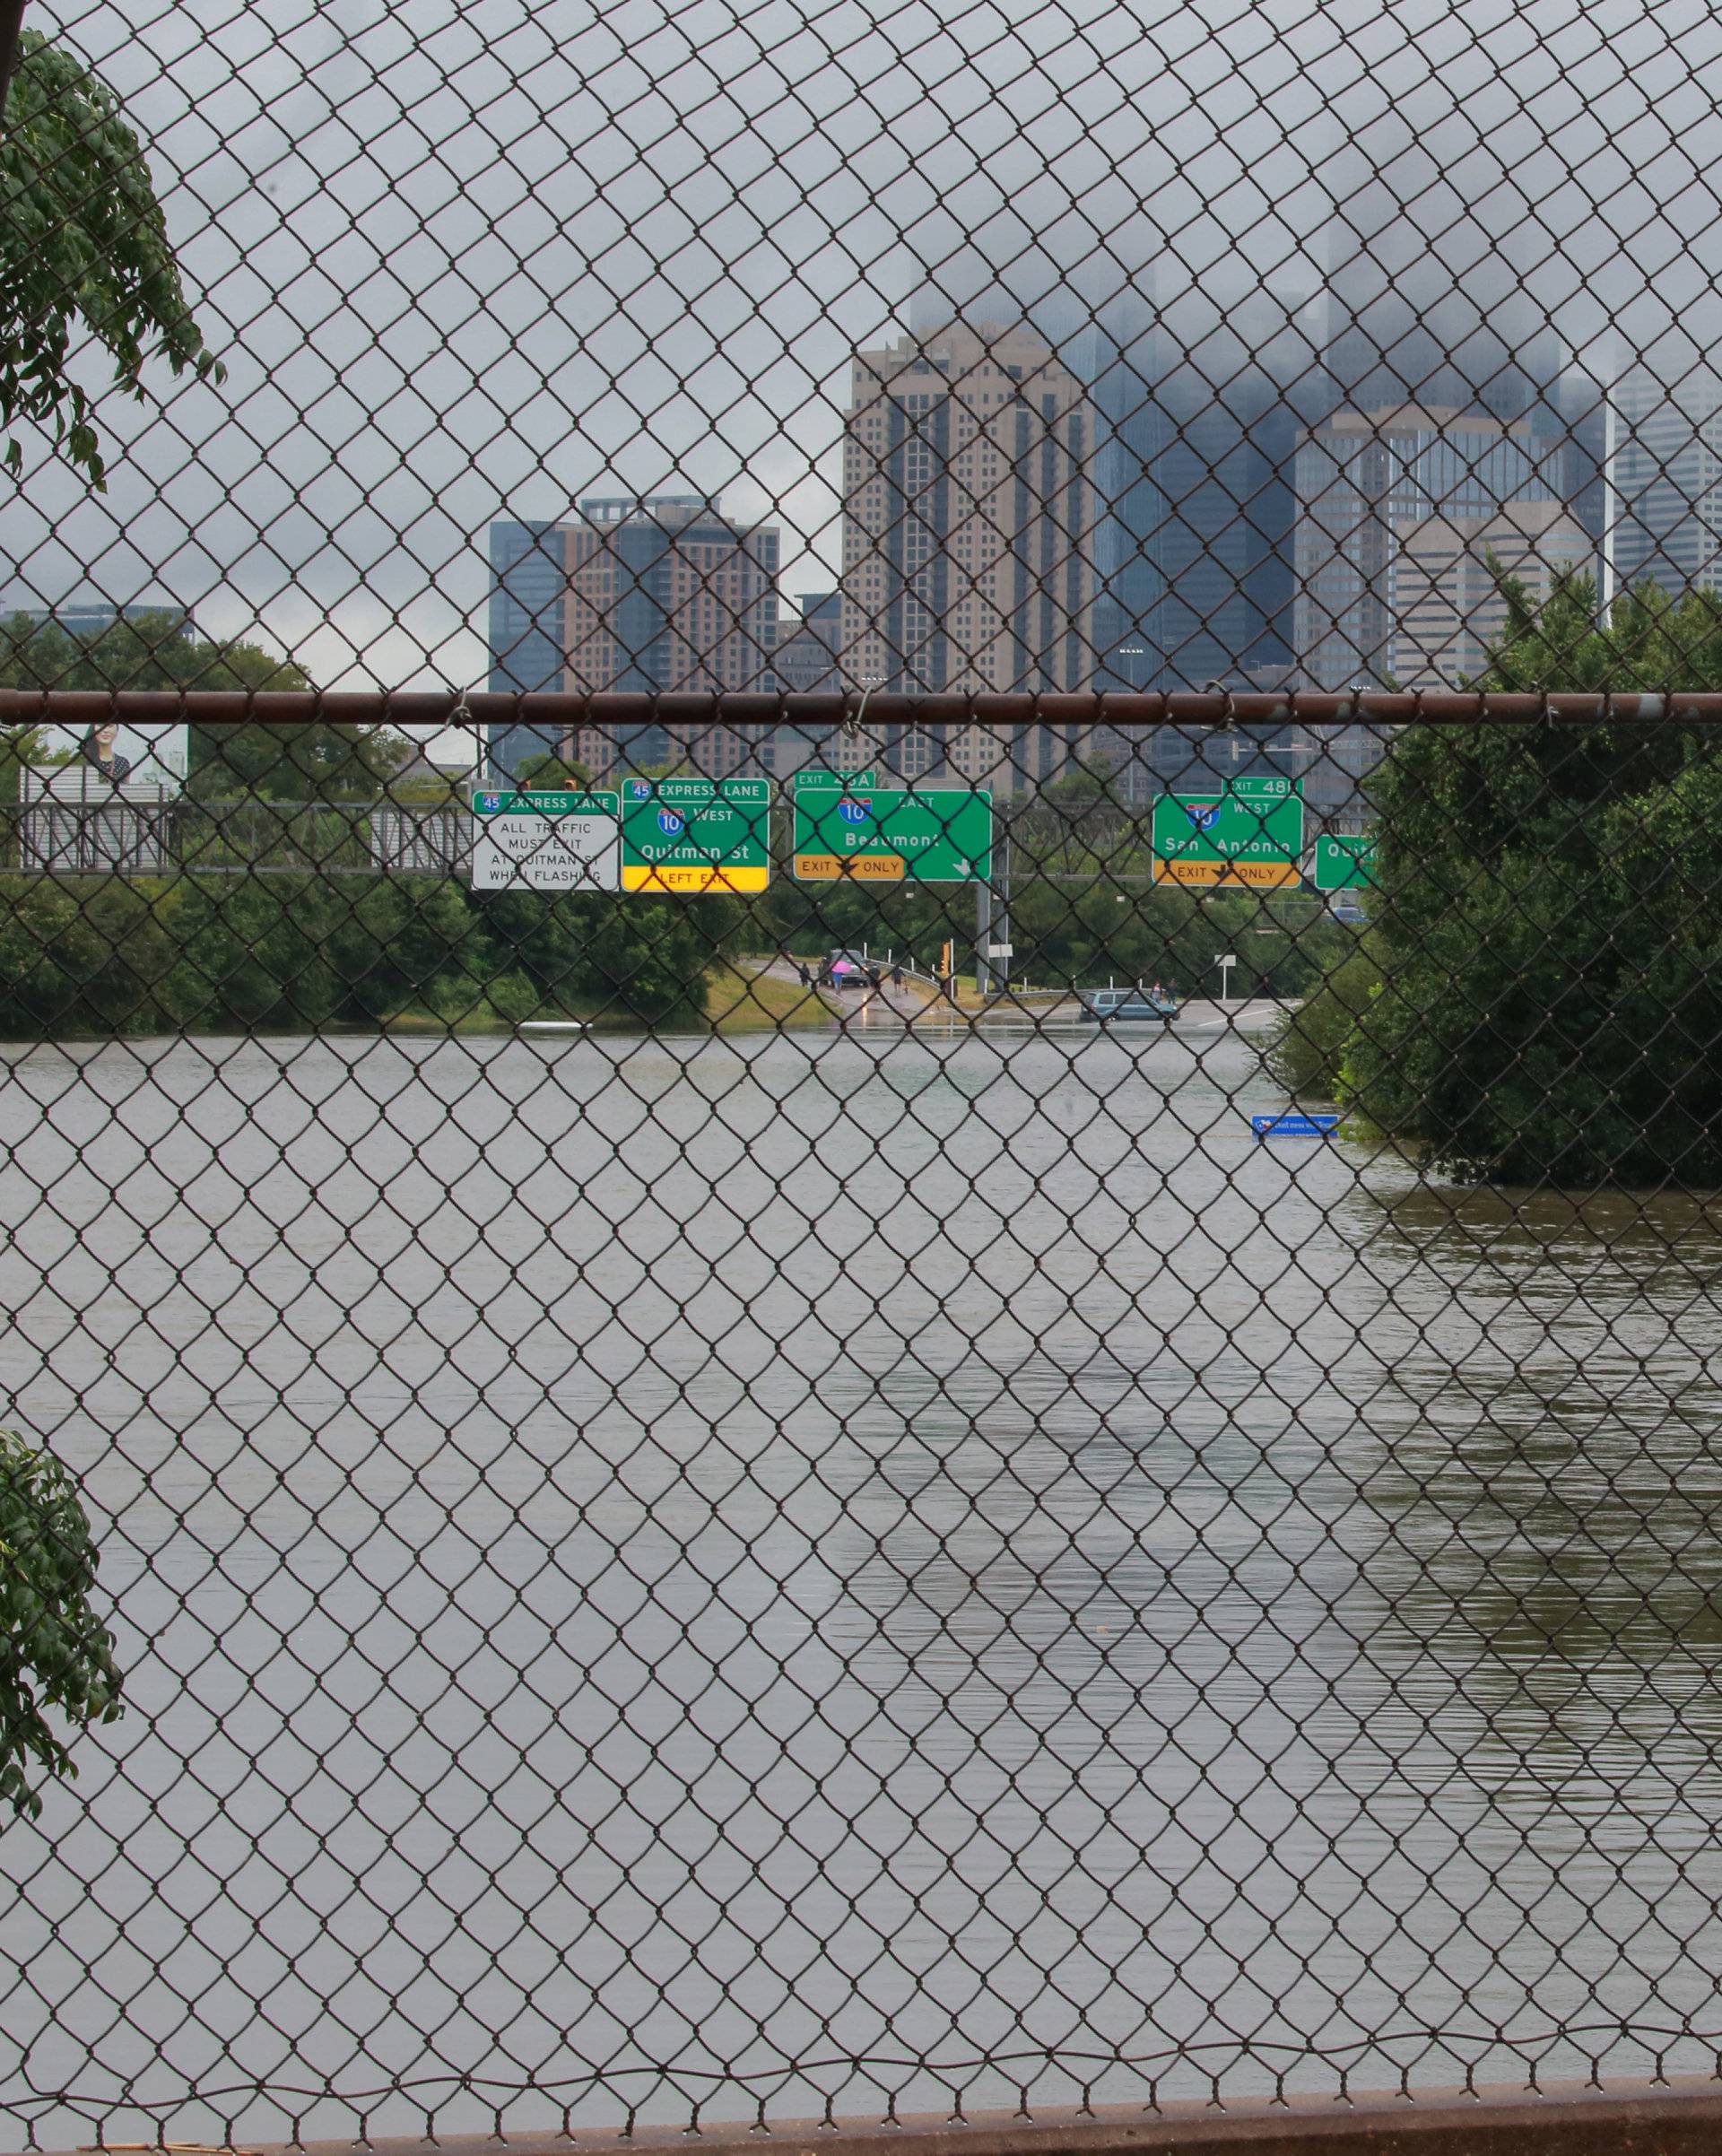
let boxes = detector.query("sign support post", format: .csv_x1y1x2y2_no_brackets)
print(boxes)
993,826,1013,992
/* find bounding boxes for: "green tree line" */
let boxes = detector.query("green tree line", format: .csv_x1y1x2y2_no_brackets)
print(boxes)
754,870,1358,1001
0,607,399,804
0,617,736,1032
1274,573,1722,1185
2,616,1365,1033
0,871,735,1035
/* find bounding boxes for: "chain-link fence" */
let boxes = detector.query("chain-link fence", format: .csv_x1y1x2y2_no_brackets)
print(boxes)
10,0,1722,2145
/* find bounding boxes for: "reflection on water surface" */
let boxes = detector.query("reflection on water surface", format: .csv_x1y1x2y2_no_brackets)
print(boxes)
2,1028,1720,2143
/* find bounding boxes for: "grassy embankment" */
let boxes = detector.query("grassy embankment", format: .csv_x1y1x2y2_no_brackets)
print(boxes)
704,961,836,1032
391,961,958,1035
378,961,831,1034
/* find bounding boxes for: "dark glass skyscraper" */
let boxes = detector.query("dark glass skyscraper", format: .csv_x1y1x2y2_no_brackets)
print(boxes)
1148,368,1300,691
1065,321,1168,693
1054,310,1314,793
1058,312,1309,696
487,519,569,781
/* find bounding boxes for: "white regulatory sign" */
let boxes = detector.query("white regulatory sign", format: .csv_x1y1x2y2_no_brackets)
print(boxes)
469,789,621,892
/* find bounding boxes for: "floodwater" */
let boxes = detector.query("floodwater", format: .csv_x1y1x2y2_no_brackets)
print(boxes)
4,1021,1722,2146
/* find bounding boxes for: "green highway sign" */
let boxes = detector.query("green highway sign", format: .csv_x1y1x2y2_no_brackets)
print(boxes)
1152,776,1305,890
619,777,772,894
1314,833,1377,891
792,769,992,882
470,789,621,891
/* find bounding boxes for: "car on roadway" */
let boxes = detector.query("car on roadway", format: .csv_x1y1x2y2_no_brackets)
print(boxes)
825,949,876,987
1079,987,1178,1023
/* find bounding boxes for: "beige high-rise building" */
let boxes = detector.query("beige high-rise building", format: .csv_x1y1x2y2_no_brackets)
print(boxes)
1292,405,1588,689
838,321,1100,792
1391,500,1589,684
565,495,779,779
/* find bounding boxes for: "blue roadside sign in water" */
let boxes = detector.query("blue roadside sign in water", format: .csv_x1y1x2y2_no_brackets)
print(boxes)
1253,1112,1341,1139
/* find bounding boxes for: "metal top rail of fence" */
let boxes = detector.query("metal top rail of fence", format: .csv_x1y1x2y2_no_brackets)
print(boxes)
11,0,1722,2147
14,692,1722,726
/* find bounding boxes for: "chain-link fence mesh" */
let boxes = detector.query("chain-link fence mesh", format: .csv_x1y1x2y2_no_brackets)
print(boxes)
9,0,1722,2145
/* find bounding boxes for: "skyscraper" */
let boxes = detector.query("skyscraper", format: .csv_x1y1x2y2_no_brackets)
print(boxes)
487,520,570,782
1048,296,1332,797
1073,320,1327,795
767,593,843,777
1292,404,1589,689
770,592,843,693
568,495,778,778
1300,156,1612,682
1064,317,1168,695
1141,363,1301,693
838,320,1099,791
1609,364,1722,601
486,498,780,781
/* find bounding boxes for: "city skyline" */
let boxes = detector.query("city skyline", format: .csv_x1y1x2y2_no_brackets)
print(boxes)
479,308,1667,794
3,304,1675,797
16,0,1722,717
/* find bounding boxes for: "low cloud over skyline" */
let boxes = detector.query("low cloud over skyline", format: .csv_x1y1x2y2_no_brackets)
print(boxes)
12,0,1722,706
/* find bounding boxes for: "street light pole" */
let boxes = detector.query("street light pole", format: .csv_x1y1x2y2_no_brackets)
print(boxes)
977,813,1012,997
996,822,1013,994
1114,648,1149,799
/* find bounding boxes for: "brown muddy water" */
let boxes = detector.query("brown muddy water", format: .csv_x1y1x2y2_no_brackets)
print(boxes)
3,1023,1720,2145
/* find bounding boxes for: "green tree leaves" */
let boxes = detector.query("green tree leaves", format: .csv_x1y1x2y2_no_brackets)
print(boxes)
0,1430,121,1818
0,609,411,803
1,31,221,488
0,610,309,699
1320,573,1722,1182
0,870,725,1035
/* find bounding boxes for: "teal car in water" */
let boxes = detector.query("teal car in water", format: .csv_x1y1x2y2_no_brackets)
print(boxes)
1079,987,1178,1023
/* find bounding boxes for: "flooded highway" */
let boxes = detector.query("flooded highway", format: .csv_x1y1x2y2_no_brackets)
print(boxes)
3,1022,1719,2144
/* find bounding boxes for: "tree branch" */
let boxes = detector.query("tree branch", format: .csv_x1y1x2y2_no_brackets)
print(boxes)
0,0,27,119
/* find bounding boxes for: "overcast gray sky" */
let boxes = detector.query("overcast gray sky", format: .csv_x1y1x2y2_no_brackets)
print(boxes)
13,0,1722,742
